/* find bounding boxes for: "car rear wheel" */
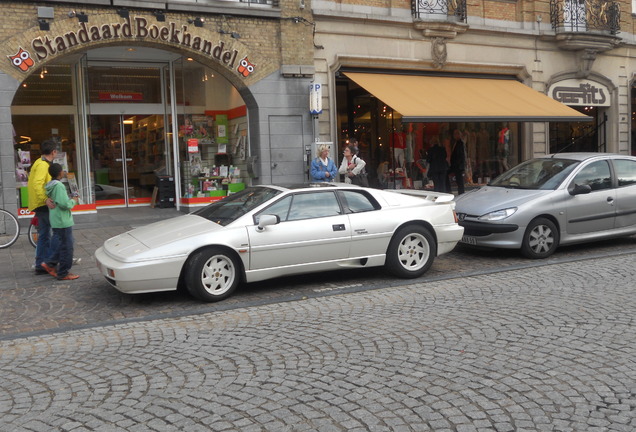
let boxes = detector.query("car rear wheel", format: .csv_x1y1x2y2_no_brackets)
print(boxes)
521,217,559,259
385,225,436,278
185,248,240,302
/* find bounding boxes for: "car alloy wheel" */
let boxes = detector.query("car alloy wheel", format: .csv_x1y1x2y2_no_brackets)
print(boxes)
185,247,240,302
385,225,436,278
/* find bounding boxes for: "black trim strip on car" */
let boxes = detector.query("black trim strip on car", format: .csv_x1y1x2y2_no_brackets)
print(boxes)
568,212,615,224
459,220,519,236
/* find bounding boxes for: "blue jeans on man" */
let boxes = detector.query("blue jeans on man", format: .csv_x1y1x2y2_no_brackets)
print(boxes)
34,208,58,272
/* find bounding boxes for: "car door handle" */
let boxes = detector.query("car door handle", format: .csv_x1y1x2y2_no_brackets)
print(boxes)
607,196,614,204
332,224,346,231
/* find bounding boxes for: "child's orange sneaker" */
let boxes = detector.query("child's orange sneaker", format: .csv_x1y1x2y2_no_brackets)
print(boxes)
41,263,57,278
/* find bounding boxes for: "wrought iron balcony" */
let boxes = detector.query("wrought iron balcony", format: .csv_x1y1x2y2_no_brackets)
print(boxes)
550,0,620,35
412,0,467,23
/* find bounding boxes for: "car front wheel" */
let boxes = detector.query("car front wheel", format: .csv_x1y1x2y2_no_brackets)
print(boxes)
521,217,559,259
185,248,240,302
385,225,436,278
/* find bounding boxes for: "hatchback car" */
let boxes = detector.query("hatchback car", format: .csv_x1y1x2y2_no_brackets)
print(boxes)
95,183,463,302
455,153,636,258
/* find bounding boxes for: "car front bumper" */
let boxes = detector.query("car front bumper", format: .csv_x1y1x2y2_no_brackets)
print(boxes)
458,220,524,249
95,246,185,294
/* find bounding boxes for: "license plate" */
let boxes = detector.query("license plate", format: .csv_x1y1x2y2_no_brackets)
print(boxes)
461,235,477,245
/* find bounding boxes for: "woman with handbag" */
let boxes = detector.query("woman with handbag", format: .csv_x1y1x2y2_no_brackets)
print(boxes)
339,144,367,186
310,144,338,182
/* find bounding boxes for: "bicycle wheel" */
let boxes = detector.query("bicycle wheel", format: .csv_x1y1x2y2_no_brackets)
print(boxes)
0,209,20,249
28,217,38,248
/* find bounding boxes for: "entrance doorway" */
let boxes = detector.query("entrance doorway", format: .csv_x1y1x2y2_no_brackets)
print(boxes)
90,114,167,207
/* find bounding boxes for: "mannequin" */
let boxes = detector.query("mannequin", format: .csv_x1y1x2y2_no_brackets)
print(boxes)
498,123,510,173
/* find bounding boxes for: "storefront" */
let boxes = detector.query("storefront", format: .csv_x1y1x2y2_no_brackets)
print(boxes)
334,70,589,190
2,4,316,218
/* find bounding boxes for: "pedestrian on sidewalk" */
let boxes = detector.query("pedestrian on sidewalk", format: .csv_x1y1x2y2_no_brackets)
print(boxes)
27,139,59,275
41,163,80,281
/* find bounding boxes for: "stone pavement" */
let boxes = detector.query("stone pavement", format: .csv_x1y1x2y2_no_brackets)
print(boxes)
1,250,635,431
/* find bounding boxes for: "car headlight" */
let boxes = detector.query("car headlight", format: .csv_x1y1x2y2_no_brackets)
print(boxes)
478,207,517,221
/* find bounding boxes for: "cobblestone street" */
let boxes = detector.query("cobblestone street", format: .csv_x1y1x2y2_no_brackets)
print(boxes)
1,212,635,431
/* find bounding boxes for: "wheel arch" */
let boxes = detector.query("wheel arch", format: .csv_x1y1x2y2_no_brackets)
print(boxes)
178,244,246,286
387,220,438,254
527,213,561,235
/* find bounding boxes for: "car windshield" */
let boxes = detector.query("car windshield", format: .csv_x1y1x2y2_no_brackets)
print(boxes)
489,158,580,190
193,187,283,226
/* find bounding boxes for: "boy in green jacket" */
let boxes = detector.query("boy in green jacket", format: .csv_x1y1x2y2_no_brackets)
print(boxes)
41,163,79,280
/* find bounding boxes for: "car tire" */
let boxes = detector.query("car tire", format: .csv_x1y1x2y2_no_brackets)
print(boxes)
185,248,240,302
385,225,436,278
521,217,559,259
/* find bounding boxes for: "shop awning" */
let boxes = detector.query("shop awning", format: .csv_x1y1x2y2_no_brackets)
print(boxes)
344,72,592,122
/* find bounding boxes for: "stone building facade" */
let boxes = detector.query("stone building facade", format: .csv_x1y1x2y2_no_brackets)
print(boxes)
311,0,635,188
1,0,635,217
1,0,315,217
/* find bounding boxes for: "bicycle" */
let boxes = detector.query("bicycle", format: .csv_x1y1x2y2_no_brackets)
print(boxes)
0,208,20,249
28,215,38,248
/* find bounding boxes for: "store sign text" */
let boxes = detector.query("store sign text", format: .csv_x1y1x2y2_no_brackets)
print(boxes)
549,79,610,107
9,17,254,77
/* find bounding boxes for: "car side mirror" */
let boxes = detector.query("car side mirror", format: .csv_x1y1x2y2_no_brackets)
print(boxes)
569,183,592,196
256,214,280,231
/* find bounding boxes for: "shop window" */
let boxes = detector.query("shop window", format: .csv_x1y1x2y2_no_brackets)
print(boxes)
88,65,162,104
12,65,73,106
336,76,521,190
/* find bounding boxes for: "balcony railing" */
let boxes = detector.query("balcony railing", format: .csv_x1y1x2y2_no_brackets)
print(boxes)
411,0,467,23
550,0,620,35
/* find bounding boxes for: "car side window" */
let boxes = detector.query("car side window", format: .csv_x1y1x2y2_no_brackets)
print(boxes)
570,160,612,192
287,192,341,221
256,195,292,223
613,159,636,187
339,190,379,213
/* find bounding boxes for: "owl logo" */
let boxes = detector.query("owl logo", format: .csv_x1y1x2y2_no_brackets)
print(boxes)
8,48,35,72
237,57,255,77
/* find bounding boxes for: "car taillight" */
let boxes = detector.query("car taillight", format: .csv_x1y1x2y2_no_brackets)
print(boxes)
453,211,459,223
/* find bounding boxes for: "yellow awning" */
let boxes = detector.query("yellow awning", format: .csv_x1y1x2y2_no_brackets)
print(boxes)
344,72,591,122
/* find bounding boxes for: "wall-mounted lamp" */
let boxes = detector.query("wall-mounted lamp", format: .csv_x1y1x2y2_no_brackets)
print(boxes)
188,17,204,27
153,11,166,22
117,8,129,19
38,19,50,31
69,11,89,23
219,29,240,39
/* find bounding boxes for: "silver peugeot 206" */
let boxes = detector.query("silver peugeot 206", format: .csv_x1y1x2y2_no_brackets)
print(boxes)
455,152,636,259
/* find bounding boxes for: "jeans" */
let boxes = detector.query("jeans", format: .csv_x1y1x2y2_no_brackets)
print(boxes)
34,208,58,269
48,227,74,278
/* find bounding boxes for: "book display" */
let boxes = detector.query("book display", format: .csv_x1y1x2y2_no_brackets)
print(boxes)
180,112,248,206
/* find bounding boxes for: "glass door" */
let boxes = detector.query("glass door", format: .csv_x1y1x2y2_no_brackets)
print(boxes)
90,114,166,207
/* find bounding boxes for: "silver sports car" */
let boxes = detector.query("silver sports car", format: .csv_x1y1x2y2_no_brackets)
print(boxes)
95,183,463,302
455,153,636,259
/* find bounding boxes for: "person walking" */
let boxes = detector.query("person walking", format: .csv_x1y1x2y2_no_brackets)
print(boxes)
449,129,467,195
41,163,80,280
310,144,338,182
27,139,59,275
339,144,367,185
426,137,449,193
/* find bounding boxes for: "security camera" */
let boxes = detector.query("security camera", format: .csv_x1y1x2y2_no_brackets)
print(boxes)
68,10,76,18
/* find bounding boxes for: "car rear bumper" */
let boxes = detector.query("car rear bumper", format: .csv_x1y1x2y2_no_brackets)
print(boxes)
436,223,465,255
